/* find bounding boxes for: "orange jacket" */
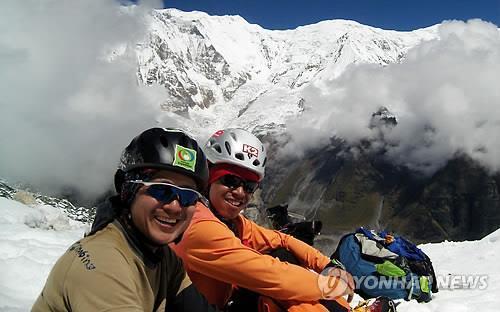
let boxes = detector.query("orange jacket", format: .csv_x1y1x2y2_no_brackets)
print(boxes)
170,202,332,309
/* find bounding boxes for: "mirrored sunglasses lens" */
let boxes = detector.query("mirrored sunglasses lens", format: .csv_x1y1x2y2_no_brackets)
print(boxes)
244,182,259,193
220,175,241,188
178,189,199,206
147,184,176,203
221,175,258,193
147,184,199,207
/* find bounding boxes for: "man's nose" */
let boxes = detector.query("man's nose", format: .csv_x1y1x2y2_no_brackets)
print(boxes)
163,197,183,214
232,185,246,196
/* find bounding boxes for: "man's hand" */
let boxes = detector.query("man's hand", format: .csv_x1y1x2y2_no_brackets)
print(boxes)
317,267,355,302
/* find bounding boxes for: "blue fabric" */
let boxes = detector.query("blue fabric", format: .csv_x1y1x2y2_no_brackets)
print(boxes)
336,230,434,301
337,235,410,300
337,235,376,276
386,235,427,262
356,227,427,261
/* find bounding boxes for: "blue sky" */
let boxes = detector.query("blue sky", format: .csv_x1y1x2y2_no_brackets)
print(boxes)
161,0,500,31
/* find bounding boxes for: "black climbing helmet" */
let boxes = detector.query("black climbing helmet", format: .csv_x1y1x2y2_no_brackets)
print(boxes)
114,128,209,193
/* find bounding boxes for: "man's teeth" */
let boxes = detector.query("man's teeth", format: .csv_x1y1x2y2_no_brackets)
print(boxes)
227,200,242,206
155,216,178,225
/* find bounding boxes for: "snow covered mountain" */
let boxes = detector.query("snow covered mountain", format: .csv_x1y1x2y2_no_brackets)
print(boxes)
133,10,500,244
137,9,437,135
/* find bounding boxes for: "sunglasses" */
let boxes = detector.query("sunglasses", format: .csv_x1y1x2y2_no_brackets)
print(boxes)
218,175,259,194
129,180,207,207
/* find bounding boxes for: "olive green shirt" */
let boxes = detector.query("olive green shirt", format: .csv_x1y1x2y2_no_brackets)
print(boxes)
32,221,191,312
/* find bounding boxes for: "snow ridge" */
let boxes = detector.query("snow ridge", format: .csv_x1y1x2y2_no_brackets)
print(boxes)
137,9,438,137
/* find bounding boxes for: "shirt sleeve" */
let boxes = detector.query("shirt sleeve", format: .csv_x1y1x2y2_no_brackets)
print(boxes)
180,219,325,302
239,217,331,273
63,247,144,312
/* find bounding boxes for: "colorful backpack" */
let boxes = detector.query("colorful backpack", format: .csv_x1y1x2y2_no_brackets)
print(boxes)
332,228,438,302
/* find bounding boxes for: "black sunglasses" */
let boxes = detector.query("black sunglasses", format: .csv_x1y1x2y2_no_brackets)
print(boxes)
218,175,259,193
129,180,207,207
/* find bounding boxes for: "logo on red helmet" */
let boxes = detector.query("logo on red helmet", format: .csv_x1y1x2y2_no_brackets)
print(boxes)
212,130,224,137
243,144,259,158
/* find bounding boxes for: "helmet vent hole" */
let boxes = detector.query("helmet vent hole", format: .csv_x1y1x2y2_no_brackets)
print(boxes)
213,143,222,154
262,157,267,167
235,153,244,161
179,137,190,147
159,135,169,148
225,141,232,155
253,159,260,166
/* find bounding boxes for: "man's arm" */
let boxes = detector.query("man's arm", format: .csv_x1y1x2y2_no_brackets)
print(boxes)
178,220,325,302
238,216,331,273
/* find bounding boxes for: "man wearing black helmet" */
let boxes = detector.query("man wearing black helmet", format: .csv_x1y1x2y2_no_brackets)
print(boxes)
32,128,217,312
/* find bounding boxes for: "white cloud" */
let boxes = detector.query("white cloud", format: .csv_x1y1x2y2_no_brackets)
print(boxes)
287,19,500,175
0,0,171,200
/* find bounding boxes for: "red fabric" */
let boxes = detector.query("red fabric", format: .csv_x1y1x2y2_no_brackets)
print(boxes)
209,163,260,184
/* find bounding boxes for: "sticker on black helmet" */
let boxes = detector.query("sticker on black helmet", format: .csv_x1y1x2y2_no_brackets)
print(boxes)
173,145,197,172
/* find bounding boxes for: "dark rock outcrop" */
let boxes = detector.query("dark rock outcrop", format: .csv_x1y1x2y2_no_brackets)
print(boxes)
262,143,500,244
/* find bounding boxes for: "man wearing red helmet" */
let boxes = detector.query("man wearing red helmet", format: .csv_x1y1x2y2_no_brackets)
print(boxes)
171,128,354,312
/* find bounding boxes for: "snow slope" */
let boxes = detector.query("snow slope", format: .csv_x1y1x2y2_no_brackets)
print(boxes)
0,197,498,311
0,198,88,311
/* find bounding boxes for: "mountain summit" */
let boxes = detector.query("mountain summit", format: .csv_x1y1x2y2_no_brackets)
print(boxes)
137,9,437,135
